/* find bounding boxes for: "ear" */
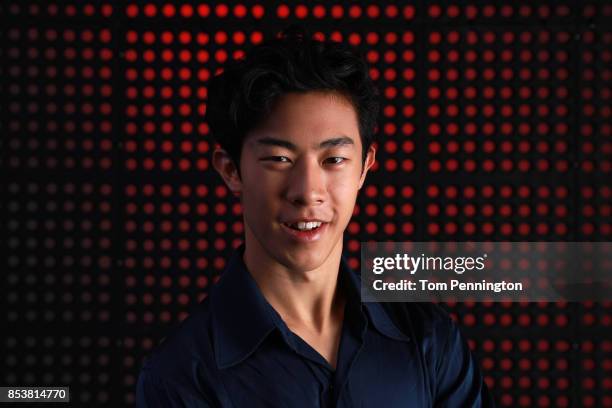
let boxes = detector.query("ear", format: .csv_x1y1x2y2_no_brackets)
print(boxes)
358,144,376,190
212,147,242,196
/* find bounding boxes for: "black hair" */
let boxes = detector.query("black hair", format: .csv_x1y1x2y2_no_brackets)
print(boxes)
204,24,380,175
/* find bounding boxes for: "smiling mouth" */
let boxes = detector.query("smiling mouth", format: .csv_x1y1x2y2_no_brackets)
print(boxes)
280,221,330,242
283,221,326,231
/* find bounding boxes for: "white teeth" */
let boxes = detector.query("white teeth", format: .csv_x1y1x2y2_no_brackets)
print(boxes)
289,221,322,231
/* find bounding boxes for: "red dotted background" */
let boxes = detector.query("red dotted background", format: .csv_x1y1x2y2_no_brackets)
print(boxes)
2,1,611,406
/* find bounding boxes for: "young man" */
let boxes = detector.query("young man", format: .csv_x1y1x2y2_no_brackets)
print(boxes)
137,25,494,407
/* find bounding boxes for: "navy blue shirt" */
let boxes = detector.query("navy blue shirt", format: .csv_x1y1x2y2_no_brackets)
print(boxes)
137,244,494,407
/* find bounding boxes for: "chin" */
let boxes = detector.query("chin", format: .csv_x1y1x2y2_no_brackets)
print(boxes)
252,224,336,271
276,246,328,272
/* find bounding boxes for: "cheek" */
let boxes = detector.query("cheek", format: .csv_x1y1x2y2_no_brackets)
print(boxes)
332,167,362,192
329,178,360,216
241,173,281,214
242,185,268,212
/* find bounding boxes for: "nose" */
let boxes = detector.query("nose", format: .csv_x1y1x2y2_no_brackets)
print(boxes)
285,157,326,206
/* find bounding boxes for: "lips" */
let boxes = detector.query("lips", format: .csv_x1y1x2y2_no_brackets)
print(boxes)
281,217,329,229
280,220,329,243
284,221,323,231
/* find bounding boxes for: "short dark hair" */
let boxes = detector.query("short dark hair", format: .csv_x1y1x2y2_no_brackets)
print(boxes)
205,24,380,175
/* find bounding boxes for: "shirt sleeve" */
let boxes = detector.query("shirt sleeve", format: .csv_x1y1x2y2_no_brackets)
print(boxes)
136,367,212,408
432,316,495,407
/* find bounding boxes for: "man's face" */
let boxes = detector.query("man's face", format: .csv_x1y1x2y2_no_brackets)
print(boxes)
218,91,375,272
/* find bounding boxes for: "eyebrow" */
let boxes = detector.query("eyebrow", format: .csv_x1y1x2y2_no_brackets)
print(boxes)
255,136,355,151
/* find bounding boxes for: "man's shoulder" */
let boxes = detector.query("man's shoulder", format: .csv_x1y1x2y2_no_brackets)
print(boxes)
141,296,216,376
136,296,231,406
378,302,456,342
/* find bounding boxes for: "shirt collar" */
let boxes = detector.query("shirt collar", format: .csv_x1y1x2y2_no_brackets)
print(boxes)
339,252,411,344
210,244,410,369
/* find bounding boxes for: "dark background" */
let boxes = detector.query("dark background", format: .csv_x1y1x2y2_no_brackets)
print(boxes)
2,1,611,407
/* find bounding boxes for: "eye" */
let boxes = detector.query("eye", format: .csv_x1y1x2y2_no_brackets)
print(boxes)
261,156,291,163
324,157,347,165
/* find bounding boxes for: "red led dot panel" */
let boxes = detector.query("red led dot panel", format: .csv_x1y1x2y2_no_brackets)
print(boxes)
2,1,610,406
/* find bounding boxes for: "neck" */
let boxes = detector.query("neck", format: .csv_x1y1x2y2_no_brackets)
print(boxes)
243,227,345,333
